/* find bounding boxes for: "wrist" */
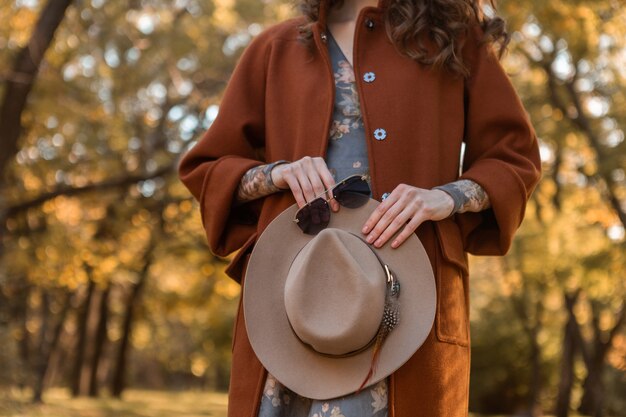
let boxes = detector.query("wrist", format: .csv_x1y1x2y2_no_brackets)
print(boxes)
431,186,462,218
264,160,291,191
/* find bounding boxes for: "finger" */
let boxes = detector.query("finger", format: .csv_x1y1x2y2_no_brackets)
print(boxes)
390,214,424,249
365,197,407,245
371,203,415,248
284,173,306,208
305,165,326,201
362,191,399,234
294,166,316,204
313,159,339,212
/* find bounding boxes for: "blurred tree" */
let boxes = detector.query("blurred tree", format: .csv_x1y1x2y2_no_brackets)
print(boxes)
0,0,290,403
467,1,626,416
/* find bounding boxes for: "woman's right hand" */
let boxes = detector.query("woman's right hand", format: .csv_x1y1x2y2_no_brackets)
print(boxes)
270,156,340,212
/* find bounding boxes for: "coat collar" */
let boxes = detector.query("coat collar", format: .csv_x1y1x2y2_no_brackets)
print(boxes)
317,0,392,29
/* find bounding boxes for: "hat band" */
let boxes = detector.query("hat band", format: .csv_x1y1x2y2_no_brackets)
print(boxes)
285,232,400,359
287,314,380,358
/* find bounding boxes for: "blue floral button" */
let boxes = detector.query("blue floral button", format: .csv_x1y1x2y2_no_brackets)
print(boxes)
381,192,391,201
373,128,387,140
363,71,376,83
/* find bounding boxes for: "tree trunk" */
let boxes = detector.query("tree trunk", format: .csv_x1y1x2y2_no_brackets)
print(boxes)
528,331,542,417
111,276,147,397
555,291,579,417
31,290,49,403
43,291,74,387
32,290,72,403
70,277,95,396
88,286,110,397
578,361,604,417
508,279,545,417
0,0,73,259
110,219,162,397
0,0,73,182
577,302,625,417
15,281,31,391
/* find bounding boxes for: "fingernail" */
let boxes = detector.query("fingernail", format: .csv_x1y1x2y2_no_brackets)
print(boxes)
375,238,383,247
366,235,374,243
362,226,369,233
391,240,399,248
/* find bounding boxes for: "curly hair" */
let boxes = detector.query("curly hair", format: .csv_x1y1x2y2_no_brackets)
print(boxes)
294,0,510,79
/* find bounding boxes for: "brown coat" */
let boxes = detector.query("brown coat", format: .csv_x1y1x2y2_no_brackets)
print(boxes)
177,0,542,414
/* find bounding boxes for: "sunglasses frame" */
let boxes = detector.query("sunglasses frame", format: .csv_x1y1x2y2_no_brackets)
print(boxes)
292,174,370,233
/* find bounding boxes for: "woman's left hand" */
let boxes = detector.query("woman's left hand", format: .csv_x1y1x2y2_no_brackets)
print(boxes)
361,184,455,249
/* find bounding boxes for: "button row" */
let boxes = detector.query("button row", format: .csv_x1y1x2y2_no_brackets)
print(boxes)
362,20,384,141
365,16,383,199
320,19,387,142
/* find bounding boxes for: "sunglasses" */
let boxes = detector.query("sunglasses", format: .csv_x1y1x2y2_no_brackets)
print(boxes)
293,174,371,235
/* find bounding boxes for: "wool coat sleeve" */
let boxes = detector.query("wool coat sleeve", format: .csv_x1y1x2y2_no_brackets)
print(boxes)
454,24,542,256
177,33,270,262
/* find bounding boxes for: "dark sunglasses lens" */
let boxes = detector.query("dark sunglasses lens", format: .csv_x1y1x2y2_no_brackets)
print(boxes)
295,198,331,235
334,178,370,208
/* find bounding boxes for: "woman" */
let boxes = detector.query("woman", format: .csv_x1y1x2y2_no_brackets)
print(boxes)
177,0,542,414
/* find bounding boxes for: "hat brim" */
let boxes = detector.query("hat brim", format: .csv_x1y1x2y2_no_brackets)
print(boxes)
243,198,436,400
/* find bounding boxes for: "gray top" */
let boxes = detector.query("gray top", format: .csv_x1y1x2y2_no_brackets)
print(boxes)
256,29,387,417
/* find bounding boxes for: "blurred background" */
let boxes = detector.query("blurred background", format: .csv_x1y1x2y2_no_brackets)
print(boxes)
0,0,624,416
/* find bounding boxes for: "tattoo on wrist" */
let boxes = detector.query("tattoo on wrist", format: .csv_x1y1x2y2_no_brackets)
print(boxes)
450,179,491,213
433,179,491,215
234,164,282,206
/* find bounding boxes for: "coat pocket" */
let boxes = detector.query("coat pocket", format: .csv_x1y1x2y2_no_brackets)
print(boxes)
433,219,470,346
434,219,468,276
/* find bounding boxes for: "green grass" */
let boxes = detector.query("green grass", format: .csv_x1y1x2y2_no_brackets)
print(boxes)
0,387,228,417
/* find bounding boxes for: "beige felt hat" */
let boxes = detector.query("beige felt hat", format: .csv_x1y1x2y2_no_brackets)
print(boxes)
243,198,436,400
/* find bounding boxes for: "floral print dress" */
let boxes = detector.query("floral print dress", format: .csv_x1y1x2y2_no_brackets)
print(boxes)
324,34,372,192
256,29,387,417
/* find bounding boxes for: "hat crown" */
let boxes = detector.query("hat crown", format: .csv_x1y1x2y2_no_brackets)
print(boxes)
284,228,386,356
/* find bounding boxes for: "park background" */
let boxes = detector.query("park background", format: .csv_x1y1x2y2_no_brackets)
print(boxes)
0,0,624,416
